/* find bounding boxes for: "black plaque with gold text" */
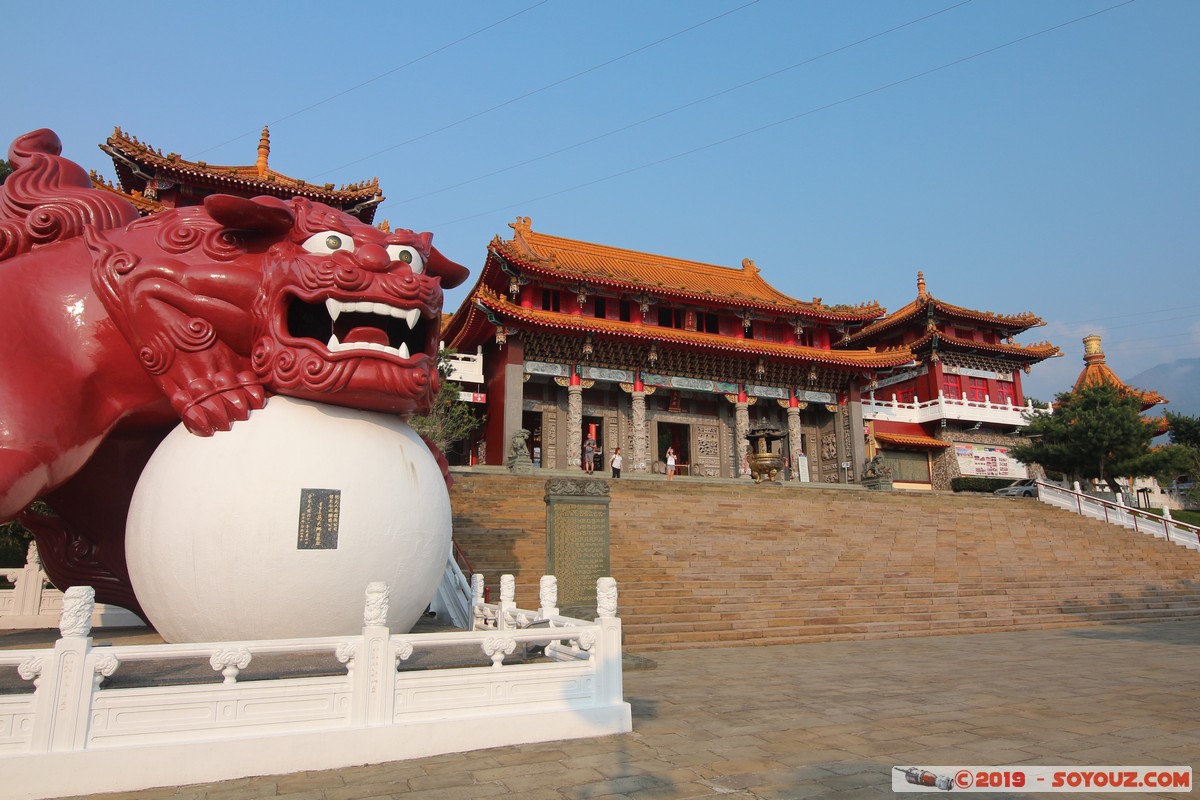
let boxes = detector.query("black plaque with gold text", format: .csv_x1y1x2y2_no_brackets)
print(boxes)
297,488,341,550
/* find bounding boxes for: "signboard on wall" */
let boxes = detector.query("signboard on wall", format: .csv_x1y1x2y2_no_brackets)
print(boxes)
954,442,1028,478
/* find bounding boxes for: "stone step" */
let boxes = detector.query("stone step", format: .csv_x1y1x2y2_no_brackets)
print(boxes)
449,472,1200,648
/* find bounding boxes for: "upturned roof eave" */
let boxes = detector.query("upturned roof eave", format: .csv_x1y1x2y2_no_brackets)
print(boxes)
840,295,1045,347
473,290,912,369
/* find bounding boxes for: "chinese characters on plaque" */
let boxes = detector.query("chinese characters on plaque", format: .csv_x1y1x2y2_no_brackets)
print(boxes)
297,488,341,549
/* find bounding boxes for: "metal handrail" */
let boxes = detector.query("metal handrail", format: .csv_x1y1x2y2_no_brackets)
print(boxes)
1035,480,1200,549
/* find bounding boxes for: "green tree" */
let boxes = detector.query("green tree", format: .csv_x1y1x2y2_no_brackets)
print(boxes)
0,158,12,185
409,349,484,454
1010,383,1164,495
1164,411,1200,503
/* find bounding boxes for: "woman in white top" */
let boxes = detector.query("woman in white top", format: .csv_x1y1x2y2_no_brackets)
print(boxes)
666,446,676,481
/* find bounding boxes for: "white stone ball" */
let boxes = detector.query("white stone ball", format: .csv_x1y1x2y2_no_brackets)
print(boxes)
126,396,451,643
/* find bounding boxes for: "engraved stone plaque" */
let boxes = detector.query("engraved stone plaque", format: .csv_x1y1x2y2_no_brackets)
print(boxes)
545,479,611,612
297,488,341,550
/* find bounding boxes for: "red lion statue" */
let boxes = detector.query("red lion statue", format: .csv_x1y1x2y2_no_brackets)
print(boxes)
0,129,468,616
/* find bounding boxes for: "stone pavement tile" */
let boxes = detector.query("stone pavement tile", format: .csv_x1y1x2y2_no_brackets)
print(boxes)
840,738,927,758
402,784,508,800
413,753,502,776
491,791,561,800
405,769,481,792
324,783,408,800
701,756,789,777
495,766,606,793
814,768,892,792
609,781,725,799
274,771,348,792
271,791,328,800
491,747,571,766
195,783,277,800
556,773,676,799
470,760,572,783
340,763,427,784
265,786,331,800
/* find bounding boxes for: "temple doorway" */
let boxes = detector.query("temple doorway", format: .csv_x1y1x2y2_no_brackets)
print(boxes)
582,416,605,472
521,410,543,468
657,422,690,475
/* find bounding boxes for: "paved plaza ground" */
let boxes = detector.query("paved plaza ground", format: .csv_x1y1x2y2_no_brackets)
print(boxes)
25,619,1200,800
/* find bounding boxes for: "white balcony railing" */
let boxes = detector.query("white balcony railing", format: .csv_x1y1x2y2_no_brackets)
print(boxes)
861,391,1052,428
445,345,485,384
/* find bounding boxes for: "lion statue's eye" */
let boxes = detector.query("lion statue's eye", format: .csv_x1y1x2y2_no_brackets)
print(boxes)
302,231,357,255
386,245,425,274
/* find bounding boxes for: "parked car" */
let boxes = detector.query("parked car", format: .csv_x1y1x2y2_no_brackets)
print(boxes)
994,478,1038,498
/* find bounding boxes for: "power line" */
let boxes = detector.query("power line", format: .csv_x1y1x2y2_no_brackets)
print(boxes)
383,0,973,211
1057,303,1200,325
1105,313,1200,332
193,1,550,158
314,0,763,177
430,0,1138,227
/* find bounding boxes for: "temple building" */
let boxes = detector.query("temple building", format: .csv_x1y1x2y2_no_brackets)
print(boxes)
90,127,383,222
837,272,1061,489
441,217,915,481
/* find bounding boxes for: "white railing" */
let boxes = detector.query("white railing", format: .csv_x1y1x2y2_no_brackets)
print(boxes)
445,345,485,384
1,576,629,800
428,548,473,630
861,392,1052,428
1037,481,1200,552
1,543,142,629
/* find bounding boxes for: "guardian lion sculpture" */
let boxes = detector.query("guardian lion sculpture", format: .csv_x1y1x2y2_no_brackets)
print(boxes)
0,129,468,615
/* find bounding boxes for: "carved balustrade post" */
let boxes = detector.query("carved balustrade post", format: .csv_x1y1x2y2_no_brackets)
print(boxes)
25,586,101,753
595,577,623,706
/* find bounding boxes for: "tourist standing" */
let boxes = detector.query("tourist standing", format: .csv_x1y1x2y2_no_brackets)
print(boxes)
583,437,596,474
610,447,622,479
666,446,676,481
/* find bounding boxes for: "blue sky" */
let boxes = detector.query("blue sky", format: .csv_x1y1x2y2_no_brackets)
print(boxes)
7,0,1196,402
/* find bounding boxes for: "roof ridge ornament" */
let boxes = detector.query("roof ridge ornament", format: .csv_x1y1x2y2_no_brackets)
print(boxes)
741,258,759,275
509,216,532,236
256,127,270,178
917,271,927,298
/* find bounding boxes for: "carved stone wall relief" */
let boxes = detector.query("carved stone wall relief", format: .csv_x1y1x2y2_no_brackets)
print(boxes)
694,424,721,477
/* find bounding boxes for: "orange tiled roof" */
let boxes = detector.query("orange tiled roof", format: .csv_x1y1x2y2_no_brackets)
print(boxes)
872,420,952,449
874,431,952,449
470,287,912,368
492,217,884,322
839,272,1044,345
99,127,383,221
1073,335,1166,409
89,172,161,213
907,331,1062,363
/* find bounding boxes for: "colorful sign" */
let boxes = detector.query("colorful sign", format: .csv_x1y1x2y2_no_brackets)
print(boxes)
954,442,1028,478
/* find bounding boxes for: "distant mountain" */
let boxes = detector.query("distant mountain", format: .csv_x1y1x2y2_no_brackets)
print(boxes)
1131,358,1200,418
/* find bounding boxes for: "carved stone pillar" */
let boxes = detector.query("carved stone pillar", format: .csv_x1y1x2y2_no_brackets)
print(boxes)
786,404,803,481
631,390,648,472
566,384,583,469
735,401,750,479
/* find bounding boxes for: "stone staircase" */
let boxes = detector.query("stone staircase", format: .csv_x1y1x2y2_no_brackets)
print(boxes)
449,472,1200,652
